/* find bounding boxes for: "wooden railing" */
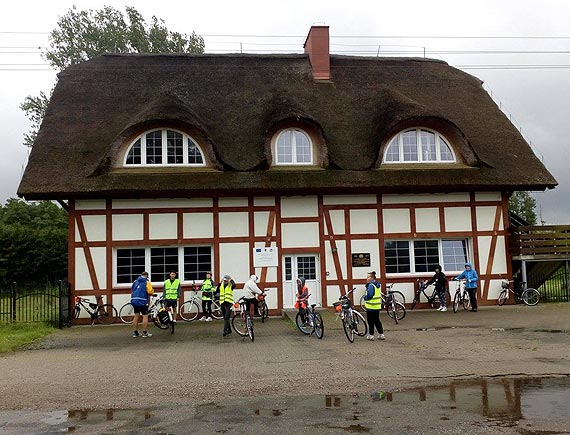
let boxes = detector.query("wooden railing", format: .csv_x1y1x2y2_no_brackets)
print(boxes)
510,225,570,259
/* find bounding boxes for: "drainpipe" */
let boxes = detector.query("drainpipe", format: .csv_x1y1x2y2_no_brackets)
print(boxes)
521,260,527,288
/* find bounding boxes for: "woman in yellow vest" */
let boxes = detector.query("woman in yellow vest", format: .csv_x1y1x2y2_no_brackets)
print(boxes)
199,272,216,321
363,271,385,341
217,274,236,336
163,271,180,322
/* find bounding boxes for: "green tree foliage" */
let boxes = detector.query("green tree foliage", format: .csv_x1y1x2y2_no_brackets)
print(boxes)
509,191,538,225
0,199,67,284
20,5,205,147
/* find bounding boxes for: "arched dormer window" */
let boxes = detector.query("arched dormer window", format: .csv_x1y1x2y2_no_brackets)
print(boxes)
273,128,313,165
124,129,206,167
383,129,456,163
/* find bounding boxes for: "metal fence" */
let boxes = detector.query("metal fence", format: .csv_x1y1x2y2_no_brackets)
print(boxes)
538,264,570,303
0,280,70,328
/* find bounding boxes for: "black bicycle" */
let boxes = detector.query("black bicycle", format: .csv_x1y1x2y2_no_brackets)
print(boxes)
411,280,443,310
119,295,175,334
70,295,117,325
334,288,367,343
498,279,540,306
295,299,324,339
232,297,254,342
257,288,270,323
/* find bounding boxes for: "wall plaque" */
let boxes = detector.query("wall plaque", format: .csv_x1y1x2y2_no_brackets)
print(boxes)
352,253,371,267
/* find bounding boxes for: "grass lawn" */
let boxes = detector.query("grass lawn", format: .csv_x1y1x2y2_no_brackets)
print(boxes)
0,323,55,354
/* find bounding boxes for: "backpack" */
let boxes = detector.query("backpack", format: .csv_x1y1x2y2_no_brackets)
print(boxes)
131,278,148,307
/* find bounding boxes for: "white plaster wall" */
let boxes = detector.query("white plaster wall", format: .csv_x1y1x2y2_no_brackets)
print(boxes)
113,198,213,209
254,197,275,206
492,237,508,274
383,193,469,204
328,210,345,235
149,213,177,240
183,213,213,238
444,207,472,232
387,281,415,303
485,279,504,300
326,285,342,307
113,293,132,310
350,209,378,234
219,243,249,283
219,212,249,237
281,196,318,217
324,240,346,280
282,222,319,248
351,239,379,280
476,206,503,232
75,200,106,210
75,215,106,242
415,208,440,233
323,195,376,205
219,197,248,207
475,192,501,202
74,247,106,291
112,214,143,240
254,212,273,237
383,209,411,233
477,236,492,275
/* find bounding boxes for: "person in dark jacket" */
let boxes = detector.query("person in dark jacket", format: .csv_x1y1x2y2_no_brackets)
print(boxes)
426,264,448,312
454,262,479,312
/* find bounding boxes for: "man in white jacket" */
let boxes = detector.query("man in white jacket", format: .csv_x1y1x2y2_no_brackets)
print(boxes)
243,274,263,317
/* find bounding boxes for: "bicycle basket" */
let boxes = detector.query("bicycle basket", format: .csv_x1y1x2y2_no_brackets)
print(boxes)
157,308,170,325
89,302,98,310
501,279,509,289
332,301,342,312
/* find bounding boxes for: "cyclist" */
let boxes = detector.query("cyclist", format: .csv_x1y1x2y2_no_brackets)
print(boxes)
363,271,385,341
426,264,448,312
295,277,309,324
131,271,154,338
217,274,236,336
243,274,262,317
454,262,479,312
200,272,216,321
163,271,180,322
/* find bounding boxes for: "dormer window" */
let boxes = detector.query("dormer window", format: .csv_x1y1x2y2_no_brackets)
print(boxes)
383,129,456,163
124,129,205,167
274,128,313,165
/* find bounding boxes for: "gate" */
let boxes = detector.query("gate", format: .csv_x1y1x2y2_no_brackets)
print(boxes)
0,280,70,328
538,264,570,303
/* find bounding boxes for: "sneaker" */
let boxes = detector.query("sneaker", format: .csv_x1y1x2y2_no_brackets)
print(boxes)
200,317,206,321
132,331,140,338
206,317,213,322
366,334,374,341
440,306,447,312
377,334,386,340
436,306,442,311
471,308,478,312
141,332,152,338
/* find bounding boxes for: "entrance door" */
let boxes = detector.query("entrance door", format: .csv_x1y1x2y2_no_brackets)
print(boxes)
283,255,320,308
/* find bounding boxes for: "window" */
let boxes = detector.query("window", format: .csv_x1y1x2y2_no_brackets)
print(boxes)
115,246,212,285
384,129,456,163
296,256,317,280
124,129,205,167
274,128,313,165
384,239,468,274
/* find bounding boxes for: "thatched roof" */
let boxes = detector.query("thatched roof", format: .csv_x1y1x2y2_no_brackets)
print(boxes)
18,53,557,199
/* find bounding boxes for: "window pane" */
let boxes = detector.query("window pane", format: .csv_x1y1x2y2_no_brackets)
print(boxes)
297,256,316,280
442,240,468,271
402,131,418,161
276,130,293,163
184,246,212,281
413,240,440,273
384,241,410,273
285,257,292,281
439,136,454,161
295,130,311,163
166,130,183,164
150,247,179,281
146,131,162,164
420,130,436,161
126,139,141,165
187,137,204,164
385,138,400,162
116,248,146,284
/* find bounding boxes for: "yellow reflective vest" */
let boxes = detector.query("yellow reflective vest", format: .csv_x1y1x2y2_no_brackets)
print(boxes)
164,278,180,300
364,284,382,310
219,282,234,304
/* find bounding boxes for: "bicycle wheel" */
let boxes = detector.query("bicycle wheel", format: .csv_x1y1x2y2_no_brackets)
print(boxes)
342,313,355,343
498,290,508,306
453,292,460,313
352,310,368,337
295,311,312,335
462,292,471,310
387,301,406,323
178,300,200,322
246,315,254,342
522,288,540,306
152,314,169,329
410,293,420,310
232,312,248,336
391,290,406,305
258,302,269,323
313,312,324,339
119,303,135,324
96,304,117,324
211,301,223,320
169,312,175,334
72,306,81,320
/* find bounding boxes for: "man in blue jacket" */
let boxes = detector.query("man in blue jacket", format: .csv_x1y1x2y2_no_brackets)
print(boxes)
454,262,479,312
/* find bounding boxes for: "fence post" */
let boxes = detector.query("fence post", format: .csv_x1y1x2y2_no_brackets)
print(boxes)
11,282,16,323
565,260,569,302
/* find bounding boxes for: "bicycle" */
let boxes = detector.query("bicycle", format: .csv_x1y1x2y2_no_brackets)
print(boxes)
452,279,471,313
70,295,117,325
411,280,447,310
359,285,406,324
231,297,254,342
498,279,540,306
360,288,406,311
178,282,223,321
334,288,368,343
119,295,175,334
257,288,270,323
295,298,324,339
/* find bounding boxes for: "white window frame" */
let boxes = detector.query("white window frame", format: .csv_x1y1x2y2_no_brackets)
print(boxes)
123,128,206,167
273,128,314,166
383,128,456,164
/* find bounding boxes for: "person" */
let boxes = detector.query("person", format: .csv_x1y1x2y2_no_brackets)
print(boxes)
131,271,154,337
243,274,263,317
163,271,180,322
363,271,385,341
217,274,236,336
426,264,448,312
295,277,309,324
200,272,216,321
454,262,479,312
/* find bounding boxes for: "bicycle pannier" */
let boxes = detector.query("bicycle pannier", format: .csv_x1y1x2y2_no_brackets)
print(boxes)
157,308,170,325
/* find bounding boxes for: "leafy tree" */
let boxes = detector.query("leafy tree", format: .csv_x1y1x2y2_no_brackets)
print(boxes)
509,191,538,225
20,5,205,147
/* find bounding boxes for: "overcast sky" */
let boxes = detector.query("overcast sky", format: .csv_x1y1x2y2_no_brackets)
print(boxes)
1,0,569,223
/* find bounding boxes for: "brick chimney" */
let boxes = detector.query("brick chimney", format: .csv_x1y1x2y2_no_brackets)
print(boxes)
303,25,330,80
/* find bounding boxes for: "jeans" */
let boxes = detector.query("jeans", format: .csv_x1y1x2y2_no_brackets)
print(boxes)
366,310,383,335
437,289,447,307
466,287,478,310
221,302,232,332
202,300,212,318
